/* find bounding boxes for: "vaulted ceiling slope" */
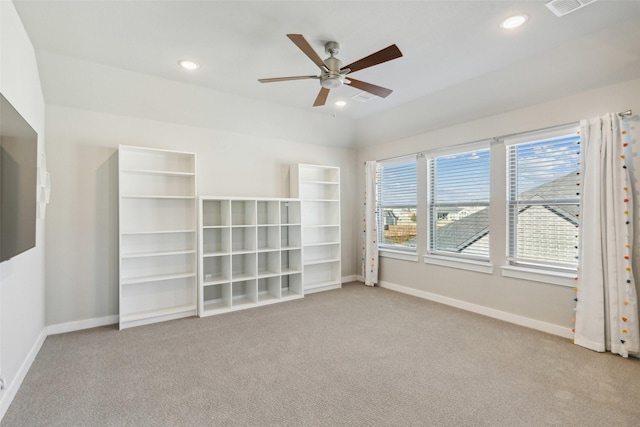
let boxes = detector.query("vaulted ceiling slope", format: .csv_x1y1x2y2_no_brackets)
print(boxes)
14,1,640,147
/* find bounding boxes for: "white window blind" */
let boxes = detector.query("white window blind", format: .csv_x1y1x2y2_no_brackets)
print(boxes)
428,146,491,259
376,158,417,252
506,126,580,269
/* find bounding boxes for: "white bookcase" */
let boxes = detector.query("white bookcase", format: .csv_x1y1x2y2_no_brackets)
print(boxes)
290,164,341,293
198,197,303,317
118,145,197,329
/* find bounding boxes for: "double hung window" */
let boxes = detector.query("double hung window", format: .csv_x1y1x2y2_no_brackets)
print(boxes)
505,125,581,270
376,158,417,252
427,144,491,260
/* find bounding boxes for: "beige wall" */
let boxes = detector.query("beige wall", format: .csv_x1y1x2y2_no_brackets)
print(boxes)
355,78,640,332
45,105,357,326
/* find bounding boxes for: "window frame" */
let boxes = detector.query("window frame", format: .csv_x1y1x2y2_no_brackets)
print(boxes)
426,141,492,263
503,123,581,274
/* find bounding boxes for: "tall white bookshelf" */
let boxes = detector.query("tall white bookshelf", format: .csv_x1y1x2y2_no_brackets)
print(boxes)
118,145,197,329
198,197,303,317
290,164,341,294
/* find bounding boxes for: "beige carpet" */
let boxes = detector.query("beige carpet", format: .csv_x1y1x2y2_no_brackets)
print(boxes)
3,282,640,426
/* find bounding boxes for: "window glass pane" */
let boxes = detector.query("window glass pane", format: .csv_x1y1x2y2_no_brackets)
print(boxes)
507,132,580,267
377,160,417,251
429,148,490,259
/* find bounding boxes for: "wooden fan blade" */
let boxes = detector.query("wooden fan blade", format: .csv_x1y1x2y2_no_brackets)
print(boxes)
258,76,318,83
341,44,403,74
345,77,393,98
313,87,330,107
287,34,328,70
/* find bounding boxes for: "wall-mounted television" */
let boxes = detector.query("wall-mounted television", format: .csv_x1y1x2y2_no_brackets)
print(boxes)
0,93,38,262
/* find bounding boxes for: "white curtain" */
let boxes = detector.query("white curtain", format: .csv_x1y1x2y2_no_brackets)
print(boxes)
362,161,379,287
574,113,639,358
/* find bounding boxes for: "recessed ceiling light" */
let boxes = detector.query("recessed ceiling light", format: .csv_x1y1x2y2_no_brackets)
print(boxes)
335,100,347,107
500,14,529,29
178,60,199,70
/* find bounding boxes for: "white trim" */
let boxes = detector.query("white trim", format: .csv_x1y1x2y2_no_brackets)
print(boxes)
424,139,491,158
379,280,573,339
47,315,119,336
501,265,576,287
501,123,580,146
423,254,493,274
380,249,419,262
341,275,359,284
0,328,47,420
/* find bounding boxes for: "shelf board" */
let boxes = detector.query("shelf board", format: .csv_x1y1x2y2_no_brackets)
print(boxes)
282,223,302,226
304,258,340,266
257,223,280,227
203,299,230,312
257,247,280,252
301,198,339,202
281,268,302,275
120,304,196,324
121,249,196,259
231,224,257,228
303,224,339,228
232,295,256,307
257,292,279,303
121,169,195,177
281,289,304,299
203,225,229,229
305,280,341,291
300,180,339,185
231,273,255,281
121,272,196,286
304,241,339,247
257,270,280,278
231,249,256,255
122,229,196,236
121,195,194,200
280,246,302,250
202,276,229,286
203,251,230,257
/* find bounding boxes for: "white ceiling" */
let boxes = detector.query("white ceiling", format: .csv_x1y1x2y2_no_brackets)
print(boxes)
13,0,640,123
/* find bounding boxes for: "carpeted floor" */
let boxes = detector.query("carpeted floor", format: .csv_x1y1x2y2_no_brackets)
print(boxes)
3,282,640,426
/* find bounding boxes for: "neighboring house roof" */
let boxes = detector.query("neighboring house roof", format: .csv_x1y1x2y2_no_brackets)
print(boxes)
436,172,579,253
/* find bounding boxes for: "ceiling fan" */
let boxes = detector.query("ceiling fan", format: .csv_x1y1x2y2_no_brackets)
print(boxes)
258,34,403,107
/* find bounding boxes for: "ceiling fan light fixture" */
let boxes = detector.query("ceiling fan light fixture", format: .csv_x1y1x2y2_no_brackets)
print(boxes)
178,60,199,70
500,14,529,29
320,75,344,89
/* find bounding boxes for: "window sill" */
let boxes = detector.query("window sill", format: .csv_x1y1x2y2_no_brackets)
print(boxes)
501,265,576,287
423,254,493,274
379,249,419,262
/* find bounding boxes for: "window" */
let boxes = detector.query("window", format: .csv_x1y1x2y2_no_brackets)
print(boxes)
506,125,580,270
428,145,491,260
376,158,417,252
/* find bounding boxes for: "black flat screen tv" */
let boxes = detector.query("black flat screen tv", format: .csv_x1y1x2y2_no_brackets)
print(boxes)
0,93,38,262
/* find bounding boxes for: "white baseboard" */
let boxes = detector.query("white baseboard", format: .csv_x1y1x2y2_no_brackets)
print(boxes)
341,275,359,284
0,327,47,420
379,280,573,339
47,315,118,336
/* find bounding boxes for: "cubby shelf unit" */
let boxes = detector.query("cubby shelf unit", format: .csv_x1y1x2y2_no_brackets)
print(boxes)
118,145,197,329
290,164,341,294
198,197,304,317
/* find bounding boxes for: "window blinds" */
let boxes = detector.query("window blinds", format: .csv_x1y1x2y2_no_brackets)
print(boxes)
506,128,581,268
376,158,417,251
428,147,491,259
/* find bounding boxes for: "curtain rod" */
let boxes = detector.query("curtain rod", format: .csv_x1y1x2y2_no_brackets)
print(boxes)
366,109,632,164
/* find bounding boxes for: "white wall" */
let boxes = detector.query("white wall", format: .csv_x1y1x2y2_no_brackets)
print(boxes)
355,78,640,334
0,0,47,418
45,105,357,327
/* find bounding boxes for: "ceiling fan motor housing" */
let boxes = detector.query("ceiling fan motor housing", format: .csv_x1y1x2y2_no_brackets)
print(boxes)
320,48,345,89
